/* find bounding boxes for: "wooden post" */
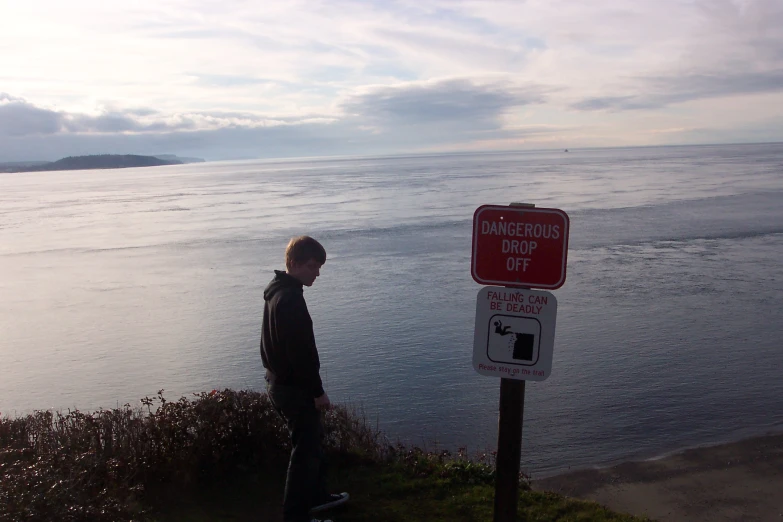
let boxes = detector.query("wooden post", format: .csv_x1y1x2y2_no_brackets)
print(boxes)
493,378,526,521
493,202,534,522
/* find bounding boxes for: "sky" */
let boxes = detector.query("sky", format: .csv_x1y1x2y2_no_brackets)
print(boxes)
1,0,782,161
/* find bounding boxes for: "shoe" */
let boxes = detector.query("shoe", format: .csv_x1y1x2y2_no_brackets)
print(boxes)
309,492,350,513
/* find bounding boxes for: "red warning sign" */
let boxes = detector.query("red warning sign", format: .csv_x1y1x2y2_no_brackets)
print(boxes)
471,205,570,289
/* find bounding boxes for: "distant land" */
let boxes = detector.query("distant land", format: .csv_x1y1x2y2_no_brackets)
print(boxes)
0,154,205,173
152,154,206,164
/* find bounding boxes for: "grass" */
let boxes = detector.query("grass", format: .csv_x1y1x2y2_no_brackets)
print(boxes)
152,459,648,521
0,389,651,522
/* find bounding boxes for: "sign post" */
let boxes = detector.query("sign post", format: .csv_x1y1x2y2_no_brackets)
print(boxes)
495,378,525,521
471,203,569,522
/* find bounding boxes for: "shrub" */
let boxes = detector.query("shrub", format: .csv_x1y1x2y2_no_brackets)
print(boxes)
0,390,501,521
0,390,289,521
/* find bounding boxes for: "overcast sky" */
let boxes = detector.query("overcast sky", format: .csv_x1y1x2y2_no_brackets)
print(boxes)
1,0,782,161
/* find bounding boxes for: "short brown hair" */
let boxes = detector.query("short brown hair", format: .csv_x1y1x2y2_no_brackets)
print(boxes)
285,236,326,270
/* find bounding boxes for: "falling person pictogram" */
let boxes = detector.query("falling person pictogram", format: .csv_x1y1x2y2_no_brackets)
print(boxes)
493,320,535,361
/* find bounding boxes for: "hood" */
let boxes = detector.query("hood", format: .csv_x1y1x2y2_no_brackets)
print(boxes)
263,270,303,301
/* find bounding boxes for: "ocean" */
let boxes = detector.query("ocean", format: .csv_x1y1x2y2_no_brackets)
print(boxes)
1,142,782,476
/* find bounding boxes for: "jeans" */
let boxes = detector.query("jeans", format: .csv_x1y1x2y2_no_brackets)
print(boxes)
268,383,328,522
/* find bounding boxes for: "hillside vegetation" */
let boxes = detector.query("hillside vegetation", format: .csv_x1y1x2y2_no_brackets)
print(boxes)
0,154,207,173
0,389,649,521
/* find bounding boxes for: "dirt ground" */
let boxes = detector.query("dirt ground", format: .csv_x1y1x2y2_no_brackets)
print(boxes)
533,432,783,522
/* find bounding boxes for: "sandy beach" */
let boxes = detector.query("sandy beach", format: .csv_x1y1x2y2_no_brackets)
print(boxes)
533,432,783,522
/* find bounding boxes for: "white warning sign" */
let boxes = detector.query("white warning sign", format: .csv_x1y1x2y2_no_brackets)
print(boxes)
473,287,557,381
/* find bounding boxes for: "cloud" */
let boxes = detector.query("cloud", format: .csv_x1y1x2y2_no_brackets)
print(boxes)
0,121,354,162
338,79,553,149
0,93,340,141
342,79,546,129
2,0,783,157
0,79,555,161
569,0,783,111
0,91,357,160
2,78,546,140
0,94,62,136
0,94,188,136
571,69,783,112
655,69,783,104
188,74,281,88
570,96,660,112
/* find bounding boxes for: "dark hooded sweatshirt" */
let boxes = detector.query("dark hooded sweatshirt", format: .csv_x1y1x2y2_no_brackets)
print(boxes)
261,270,325,398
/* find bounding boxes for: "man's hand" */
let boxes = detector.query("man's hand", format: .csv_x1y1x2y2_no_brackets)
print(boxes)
314,393,331,410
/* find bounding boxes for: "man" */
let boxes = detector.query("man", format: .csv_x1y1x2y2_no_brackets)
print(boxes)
261,236,349,522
